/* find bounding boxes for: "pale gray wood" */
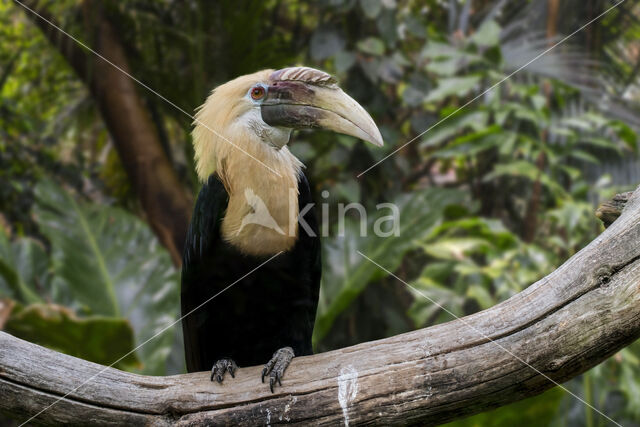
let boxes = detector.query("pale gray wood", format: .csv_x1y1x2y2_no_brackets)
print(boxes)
1,185,640,426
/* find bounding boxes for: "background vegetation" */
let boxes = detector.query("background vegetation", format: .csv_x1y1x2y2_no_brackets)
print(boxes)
1,0,640,425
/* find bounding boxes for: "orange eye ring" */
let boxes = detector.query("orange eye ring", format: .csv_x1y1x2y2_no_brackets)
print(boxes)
251,86,265,100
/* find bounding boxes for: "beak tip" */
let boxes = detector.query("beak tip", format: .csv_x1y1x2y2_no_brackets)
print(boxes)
368,130,384,147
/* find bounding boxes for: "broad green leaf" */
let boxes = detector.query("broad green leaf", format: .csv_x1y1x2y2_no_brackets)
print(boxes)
469,20,501,47
429,217,517,249
421,42,467,60
407,277,464,327
359,0,382,19
310,26,345,61
500,101,547,126
357,37,385,56
422,40,486,77
425,58,461,76
403,15,426,38
0,229,45,304
484,161,567,198
4,301,140,370
559,165,582,181
530,94,547,111
431,126,509,159
568,149,600,164
33,181,181,374
420,111,490,148
424,76,481,103
561,116,595,132
421,237,492,260
313,187,466,344
580,137,623,154
466,284,494,310
610,120,637,152
334,50,356,73
419,261,456,283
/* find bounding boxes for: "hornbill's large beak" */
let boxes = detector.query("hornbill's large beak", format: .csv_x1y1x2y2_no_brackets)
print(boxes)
261,67,383,147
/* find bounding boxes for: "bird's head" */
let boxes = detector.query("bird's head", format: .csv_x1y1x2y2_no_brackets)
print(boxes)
193,67,383,182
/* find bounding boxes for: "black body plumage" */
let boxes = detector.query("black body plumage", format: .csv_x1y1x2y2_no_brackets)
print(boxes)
181,172,321,371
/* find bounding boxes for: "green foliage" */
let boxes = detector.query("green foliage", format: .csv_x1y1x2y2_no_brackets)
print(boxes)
444,388,565,427
2,0,640,424
314,187,466,344
0,230,45,304
5,302,140,370
32,181,182,375
0,182,181,375
409,215,555,326
303,1,638,423
0,227,139,370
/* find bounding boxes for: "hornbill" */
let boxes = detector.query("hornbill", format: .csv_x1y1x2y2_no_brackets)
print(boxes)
181,66,383,392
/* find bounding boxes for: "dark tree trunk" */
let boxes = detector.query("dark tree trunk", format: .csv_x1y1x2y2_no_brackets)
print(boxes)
20,0,192,265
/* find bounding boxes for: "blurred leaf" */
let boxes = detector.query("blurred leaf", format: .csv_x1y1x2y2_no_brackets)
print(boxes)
610,120,637,152
408,277,464,326
314,187,466,344
484,161,567,199
402,74,431,107
432,126,512,159
357,37,385,56
420,110,489,148
311,26,345,61
334,50,356,73
444,387,565,427
378,56,404,83
422,43,484,77
466,284,493,310
358,56,382,82
469,20,501,47
33,181,180,374
424,76,481,103
402,15,426,38
421,42,466,60
359,0,382,19
569,149,600,164
422,237,492,260
580,137,622,154
4,301,140,370
0,229,45,304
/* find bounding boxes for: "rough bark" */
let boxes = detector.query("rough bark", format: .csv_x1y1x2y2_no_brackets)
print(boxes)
19,0,192,265
1,186,639,425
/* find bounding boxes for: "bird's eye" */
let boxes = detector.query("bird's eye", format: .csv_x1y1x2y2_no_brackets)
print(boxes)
250,86,265,100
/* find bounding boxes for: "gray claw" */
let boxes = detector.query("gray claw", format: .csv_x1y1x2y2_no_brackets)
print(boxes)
210,358,238,384
261,347,294,393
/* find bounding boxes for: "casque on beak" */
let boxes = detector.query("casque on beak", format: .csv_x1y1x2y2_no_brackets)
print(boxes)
260,67,383,147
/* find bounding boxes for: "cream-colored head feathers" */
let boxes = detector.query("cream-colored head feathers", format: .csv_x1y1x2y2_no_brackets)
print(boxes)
192,69,302,185
192,69,302,255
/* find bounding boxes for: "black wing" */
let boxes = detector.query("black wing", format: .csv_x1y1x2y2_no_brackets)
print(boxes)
180,172,321,371
181,175,229,371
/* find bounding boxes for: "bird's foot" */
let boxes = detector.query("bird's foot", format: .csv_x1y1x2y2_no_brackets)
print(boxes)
261,347,294,393
210,358,238,383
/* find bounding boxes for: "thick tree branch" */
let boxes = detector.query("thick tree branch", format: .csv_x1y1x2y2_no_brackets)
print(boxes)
1,186,639,425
